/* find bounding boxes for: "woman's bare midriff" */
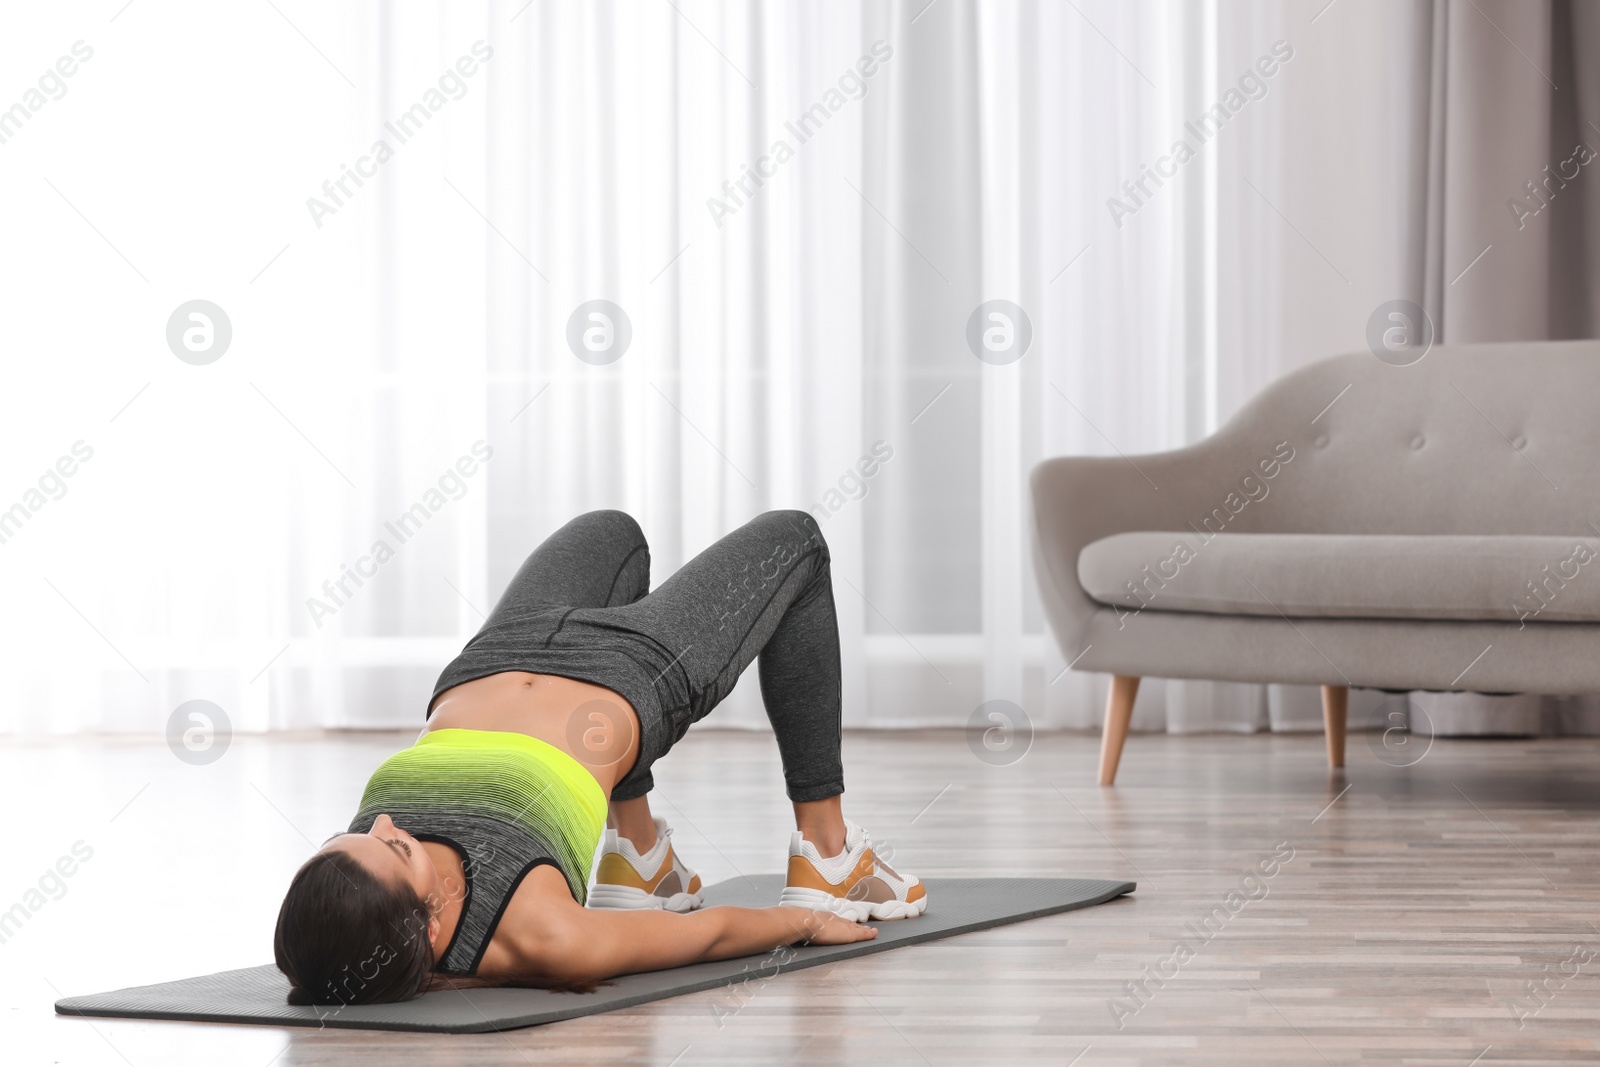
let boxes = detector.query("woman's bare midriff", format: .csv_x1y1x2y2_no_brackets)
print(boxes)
424,672,641,795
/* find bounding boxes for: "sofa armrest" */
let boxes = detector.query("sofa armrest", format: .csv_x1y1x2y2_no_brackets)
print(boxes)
1028,434,1303,659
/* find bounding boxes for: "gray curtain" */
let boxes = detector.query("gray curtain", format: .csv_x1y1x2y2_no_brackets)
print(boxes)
1413,0,1600,734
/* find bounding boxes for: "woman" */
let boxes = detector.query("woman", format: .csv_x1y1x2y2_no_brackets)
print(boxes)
273,509,925,1006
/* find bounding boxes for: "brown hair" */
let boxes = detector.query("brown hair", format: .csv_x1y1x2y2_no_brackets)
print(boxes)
421,971,609,996
273,851,434,1006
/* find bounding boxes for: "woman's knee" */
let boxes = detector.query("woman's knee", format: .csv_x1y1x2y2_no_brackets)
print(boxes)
759,509,829,560
759,508,825,540
574,509,647,548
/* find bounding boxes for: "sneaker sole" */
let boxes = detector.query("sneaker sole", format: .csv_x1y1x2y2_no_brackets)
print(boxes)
588,884,703,912
777,885,928,921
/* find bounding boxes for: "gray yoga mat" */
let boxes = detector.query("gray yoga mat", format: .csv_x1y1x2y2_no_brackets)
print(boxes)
55,875,1133,1034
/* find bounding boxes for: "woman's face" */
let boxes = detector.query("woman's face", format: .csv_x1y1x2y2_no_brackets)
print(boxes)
323,813,442,905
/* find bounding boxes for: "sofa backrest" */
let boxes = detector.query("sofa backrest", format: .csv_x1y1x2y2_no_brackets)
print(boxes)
1028,339,1600,648
1210,338,1600,536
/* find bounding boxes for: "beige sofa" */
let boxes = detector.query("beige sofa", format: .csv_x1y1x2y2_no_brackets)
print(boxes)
1029,340,1600,783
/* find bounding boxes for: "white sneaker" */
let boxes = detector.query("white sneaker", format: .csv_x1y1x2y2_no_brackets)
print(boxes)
588,816,704,912
777,819,927,921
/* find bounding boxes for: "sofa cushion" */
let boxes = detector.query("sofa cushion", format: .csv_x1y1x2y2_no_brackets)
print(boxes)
1077,532,1600,623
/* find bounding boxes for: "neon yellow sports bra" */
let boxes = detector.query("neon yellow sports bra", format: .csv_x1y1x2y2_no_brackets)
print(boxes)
348,728,607,975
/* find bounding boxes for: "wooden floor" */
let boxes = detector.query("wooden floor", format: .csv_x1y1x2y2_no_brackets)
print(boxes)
5,727,1600,1065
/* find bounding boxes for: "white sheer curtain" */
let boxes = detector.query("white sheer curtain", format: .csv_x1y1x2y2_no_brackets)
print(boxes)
5,1,1591,737
402,0,1421,738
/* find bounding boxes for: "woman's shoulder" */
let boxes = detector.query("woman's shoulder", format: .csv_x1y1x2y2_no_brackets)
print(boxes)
473,863,589,979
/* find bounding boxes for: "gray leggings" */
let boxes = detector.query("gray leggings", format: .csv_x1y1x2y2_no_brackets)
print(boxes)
430,509,844,803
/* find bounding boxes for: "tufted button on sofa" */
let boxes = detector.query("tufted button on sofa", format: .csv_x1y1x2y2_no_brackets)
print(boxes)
1028,340,1600,784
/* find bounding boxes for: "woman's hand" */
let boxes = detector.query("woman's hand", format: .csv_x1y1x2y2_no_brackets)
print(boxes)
786,907,878,946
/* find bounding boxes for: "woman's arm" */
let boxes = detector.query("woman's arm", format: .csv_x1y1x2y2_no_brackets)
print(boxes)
514,902,877,985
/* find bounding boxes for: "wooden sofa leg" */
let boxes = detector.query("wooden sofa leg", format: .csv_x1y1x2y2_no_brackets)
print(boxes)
1321,684,1348,769
1098,675,1141,786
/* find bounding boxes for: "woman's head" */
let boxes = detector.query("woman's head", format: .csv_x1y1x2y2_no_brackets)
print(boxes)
273,814,442,1006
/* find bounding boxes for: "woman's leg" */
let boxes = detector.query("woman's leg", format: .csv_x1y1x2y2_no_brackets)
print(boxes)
589,510,923,920
605,509,846,849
